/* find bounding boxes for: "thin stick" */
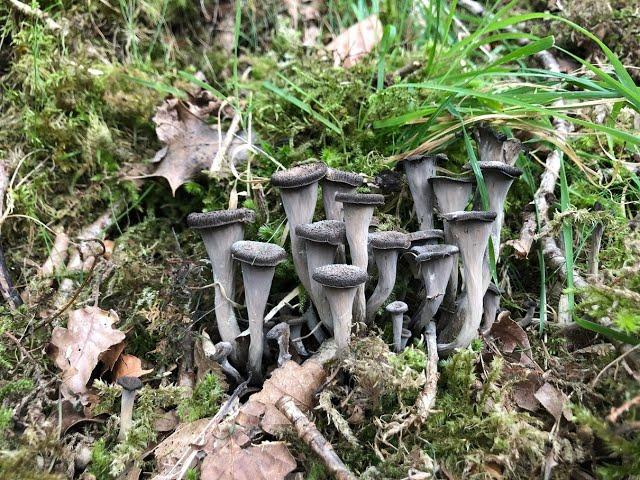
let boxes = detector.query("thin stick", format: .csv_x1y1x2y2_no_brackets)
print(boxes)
608,394,640,423
7,0,63,31
276,395,356,480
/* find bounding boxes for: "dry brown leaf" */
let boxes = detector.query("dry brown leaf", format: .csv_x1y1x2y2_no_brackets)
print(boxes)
153,409,179,433
236,359,326,435
200,440,296,480
154,417,211,475
534,382,571,422
325,14,383,68
512,376,543,413
112,354,153,379
150,86,252,194
49,307,126,397
99,341,125,375
489,311,531,354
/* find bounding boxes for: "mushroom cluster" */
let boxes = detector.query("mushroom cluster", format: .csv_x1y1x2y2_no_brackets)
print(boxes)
188,126,522,383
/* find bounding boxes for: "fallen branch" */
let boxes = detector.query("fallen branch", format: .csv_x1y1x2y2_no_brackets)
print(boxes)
541,236,587,290
276,395,356,480
7,0,63,31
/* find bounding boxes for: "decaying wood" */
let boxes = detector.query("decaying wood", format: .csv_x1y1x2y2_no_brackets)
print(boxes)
541,236,588,290
39,227,70,278
276,395,356,480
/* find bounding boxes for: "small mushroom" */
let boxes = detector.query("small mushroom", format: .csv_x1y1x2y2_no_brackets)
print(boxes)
386,301,408,353
401,153,446,230
281,315,309,356
366,231,410,323
430,175,474,304
466,161,522,264
437,211,497,354
271,162,328,293
473,125,522,166
401,328,412,350
411,244,459,333
335,192,385,324
404,229,444,279
266,322,292,367
296,220,347,331
321,168,364,221
211,341,243,383
312,264,368,352
116,376,143,441
187,209,256,357
481,282,501,334
231,241,287,382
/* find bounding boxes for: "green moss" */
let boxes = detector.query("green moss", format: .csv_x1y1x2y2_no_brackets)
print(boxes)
177,373,224,422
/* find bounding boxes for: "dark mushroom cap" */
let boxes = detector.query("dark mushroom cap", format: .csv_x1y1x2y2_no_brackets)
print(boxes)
429,175,475,187
409,229,444,244
441,210,497,223
187,208,256,229
312,264,368,288
369,231,410,250
411,244,459,262
266,322,289,339
463,161,523,179
386,301,408,314
487,282,501,296
403,153,447,164
295,220,346,246
324,168,364,187
335,192,385,206
117,376,143,392
401,328,411,338
270,162,328,189
231,241,287,267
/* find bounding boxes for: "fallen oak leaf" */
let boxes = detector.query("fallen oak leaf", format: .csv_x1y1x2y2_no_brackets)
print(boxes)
325,14,383,68
49,307,125,398
112,353,153,380
201,440,296,480
489,310,531,354
150,85,253,195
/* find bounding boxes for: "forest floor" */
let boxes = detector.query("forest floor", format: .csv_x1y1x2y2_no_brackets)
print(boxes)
0,0,639,479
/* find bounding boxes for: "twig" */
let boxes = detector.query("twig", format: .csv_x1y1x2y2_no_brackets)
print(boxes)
7,0,63,31
541,236,587,289
39,227,69,278
608,394,640,423
591,343,640,388
276,395,356,480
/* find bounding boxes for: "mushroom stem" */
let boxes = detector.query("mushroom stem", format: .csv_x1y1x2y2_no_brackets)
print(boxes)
266,323,292,366
304,241,339,331
386,301,408,353
116,377,143,442
401,328,412,350
212,341,243,383
438,211,496,354
305,306,327,343
366,249,398,322
480,283,501,334
289,323,309,356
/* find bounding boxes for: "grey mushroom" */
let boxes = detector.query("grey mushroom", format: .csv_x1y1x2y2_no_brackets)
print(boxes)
321,168,364,221
386,301,408,353
365,231,410,323
296,220,347,332
281,315,309,356
312,264,368,352
410,244,459,333
335,192,385,324
271,162,328,293
401,153,446,230
437,211,497,354
466,161,522,266
481,282,501,334
117,376,143,441
231,240,287,382
474,125,522,166
404,229,444,279
400,328,412,350
187,209,256,357
266,322,292,367
430,175,474,305
211,341,243,383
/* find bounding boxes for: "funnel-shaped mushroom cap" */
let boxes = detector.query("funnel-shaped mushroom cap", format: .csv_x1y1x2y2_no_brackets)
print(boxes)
296,220,346,246
324,168,364,187
474,125,522,165
486,282,500,296
386,301,408,314
117,376,143,391
464,161,523,179
403,153,447,165
187,208,256,229
231,241,287,267
429,176,474,214
312,264,368,288
271,162,328,188
412,244,459,262
409,229,444,246
401,153,445,230
441,210,497,224
369,231,410,250
335,192,385,206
